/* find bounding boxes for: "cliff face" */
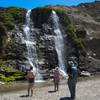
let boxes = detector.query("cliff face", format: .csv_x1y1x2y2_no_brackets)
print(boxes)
0,7,26,56
0,1,100,73
48,1,100,60
48,1,100,37
0,7,27,71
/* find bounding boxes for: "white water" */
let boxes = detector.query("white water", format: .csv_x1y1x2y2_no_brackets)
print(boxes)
23,10,43,82
51,11,67,77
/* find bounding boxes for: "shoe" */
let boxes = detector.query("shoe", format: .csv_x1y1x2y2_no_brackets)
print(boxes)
26,95,29,97
71,96,75,100
71,98,75,100
31,94,33,97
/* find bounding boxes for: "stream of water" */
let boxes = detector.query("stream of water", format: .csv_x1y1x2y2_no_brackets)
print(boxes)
51,11,67,77
23,10,43,82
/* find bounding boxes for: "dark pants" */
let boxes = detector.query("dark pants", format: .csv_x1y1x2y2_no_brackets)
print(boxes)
68,77,77,99
54,78,59,91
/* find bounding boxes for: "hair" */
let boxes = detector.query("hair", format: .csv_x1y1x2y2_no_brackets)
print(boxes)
55,67,59,70
30,66,33,70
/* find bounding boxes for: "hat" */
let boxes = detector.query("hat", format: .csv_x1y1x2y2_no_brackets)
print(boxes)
68,61,74,64
55,67,59,70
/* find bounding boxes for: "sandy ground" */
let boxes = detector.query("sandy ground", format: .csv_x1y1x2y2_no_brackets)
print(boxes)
0,78,100,100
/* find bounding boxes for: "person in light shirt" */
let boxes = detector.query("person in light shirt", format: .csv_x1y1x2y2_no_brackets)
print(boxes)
53,67,60,92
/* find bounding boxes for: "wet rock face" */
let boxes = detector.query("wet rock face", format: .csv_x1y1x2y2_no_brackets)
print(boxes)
1,3,100,73
0,7,27,60
37,29,58,69
8,21,58,70
0,7,77,70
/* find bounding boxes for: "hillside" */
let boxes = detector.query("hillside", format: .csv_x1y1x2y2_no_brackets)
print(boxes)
47,1,100,59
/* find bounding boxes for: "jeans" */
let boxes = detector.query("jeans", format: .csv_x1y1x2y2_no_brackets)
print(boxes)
68,77,77,99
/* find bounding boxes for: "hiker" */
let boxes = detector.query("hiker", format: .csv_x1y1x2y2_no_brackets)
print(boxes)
53,67,60,91
26,66,35,96
67,61,78,100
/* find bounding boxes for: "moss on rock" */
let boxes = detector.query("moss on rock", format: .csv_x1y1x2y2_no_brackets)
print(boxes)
0,22,7,53
76,27,87,39
31,7,70,28
31,7,52,28
66,24,84,51
0,59,24,83
55,9,71,27
0,7,26,31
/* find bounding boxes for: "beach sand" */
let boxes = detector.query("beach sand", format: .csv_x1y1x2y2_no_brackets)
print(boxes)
0,78,100,100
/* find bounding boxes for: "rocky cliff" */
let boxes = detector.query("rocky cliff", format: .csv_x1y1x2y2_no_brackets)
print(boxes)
0,1,100,75
48,1,100,59
47,1,100,73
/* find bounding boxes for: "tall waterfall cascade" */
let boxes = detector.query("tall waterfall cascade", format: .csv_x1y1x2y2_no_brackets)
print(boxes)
51,11,68,77
23,10,43,82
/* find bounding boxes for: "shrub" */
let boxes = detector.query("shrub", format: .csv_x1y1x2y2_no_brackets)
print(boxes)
0,7,26,30
76,27,87,39
67,24,75,38
31,7,52,28
38,50,44,59
7,7,26,23
0,22,7,53
0,22,7,35
66,24,84,51
0,60,24,82
55,9,71,27
73,38,83,50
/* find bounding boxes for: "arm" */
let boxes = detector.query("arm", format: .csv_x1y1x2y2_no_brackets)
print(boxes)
67,67,72,76
32,71,35,78
26,72,29,80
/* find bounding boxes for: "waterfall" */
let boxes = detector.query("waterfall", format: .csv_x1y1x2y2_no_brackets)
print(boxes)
51,11,67,77
22,10,43,82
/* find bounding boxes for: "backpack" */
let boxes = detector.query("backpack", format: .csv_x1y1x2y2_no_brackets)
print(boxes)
78,68,81,76
71,66,79,78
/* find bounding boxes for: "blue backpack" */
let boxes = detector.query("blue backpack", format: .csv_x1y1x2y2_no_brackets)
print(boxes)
71,66,79,78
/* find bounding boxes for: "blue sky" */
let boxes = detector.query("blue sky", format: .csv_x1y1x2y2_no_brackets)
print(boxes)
0,0,95,9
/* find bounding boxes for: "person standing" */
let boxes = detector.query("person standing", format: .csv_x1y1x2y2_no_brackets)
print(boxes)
26,66,35,96
53,67,60,92
67,61,78,100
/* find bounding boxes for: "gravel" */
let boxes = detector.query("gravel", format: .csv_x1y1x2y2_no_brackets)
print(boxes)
0,78,100,100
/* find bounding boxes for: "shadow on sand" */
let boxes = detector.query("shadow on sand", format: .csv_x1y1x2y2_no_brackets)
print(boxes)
60,97,72,100
20,95,30,98
48,90,56,93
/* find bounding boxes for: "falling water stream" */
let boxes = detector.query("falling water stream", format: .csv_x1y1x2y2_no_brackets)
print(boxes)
23,10,43,82
51,11,67,77
20,10,67,81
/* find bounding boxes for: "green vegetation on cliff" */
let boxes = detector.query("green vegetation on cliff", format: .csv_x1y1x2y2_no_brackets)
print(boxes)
0,22,7,53
0,6,27,56
0,6,26,54
76,27,86,39
0,7,26,31
0,59,24,84
31,6,84,55
31,7,70,28
67,24,84,51
55,9,71,27
0,7,26,84
31,7,52,28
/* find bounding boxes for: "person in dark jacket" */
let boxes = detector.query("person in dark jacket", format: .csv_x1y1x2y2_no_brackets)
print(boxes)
67,61,78,100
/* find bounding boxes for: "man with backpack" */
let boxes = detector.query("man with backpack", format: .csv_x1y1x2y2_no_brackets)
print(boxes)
67,61,79,100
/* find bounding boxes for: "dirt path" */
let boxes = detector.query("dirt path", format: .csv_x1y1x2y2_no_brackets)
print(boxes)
0,78,100,100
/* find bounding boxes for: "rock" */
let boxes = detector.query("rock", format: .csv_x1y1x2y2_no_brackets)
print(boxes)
81,71,91,76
